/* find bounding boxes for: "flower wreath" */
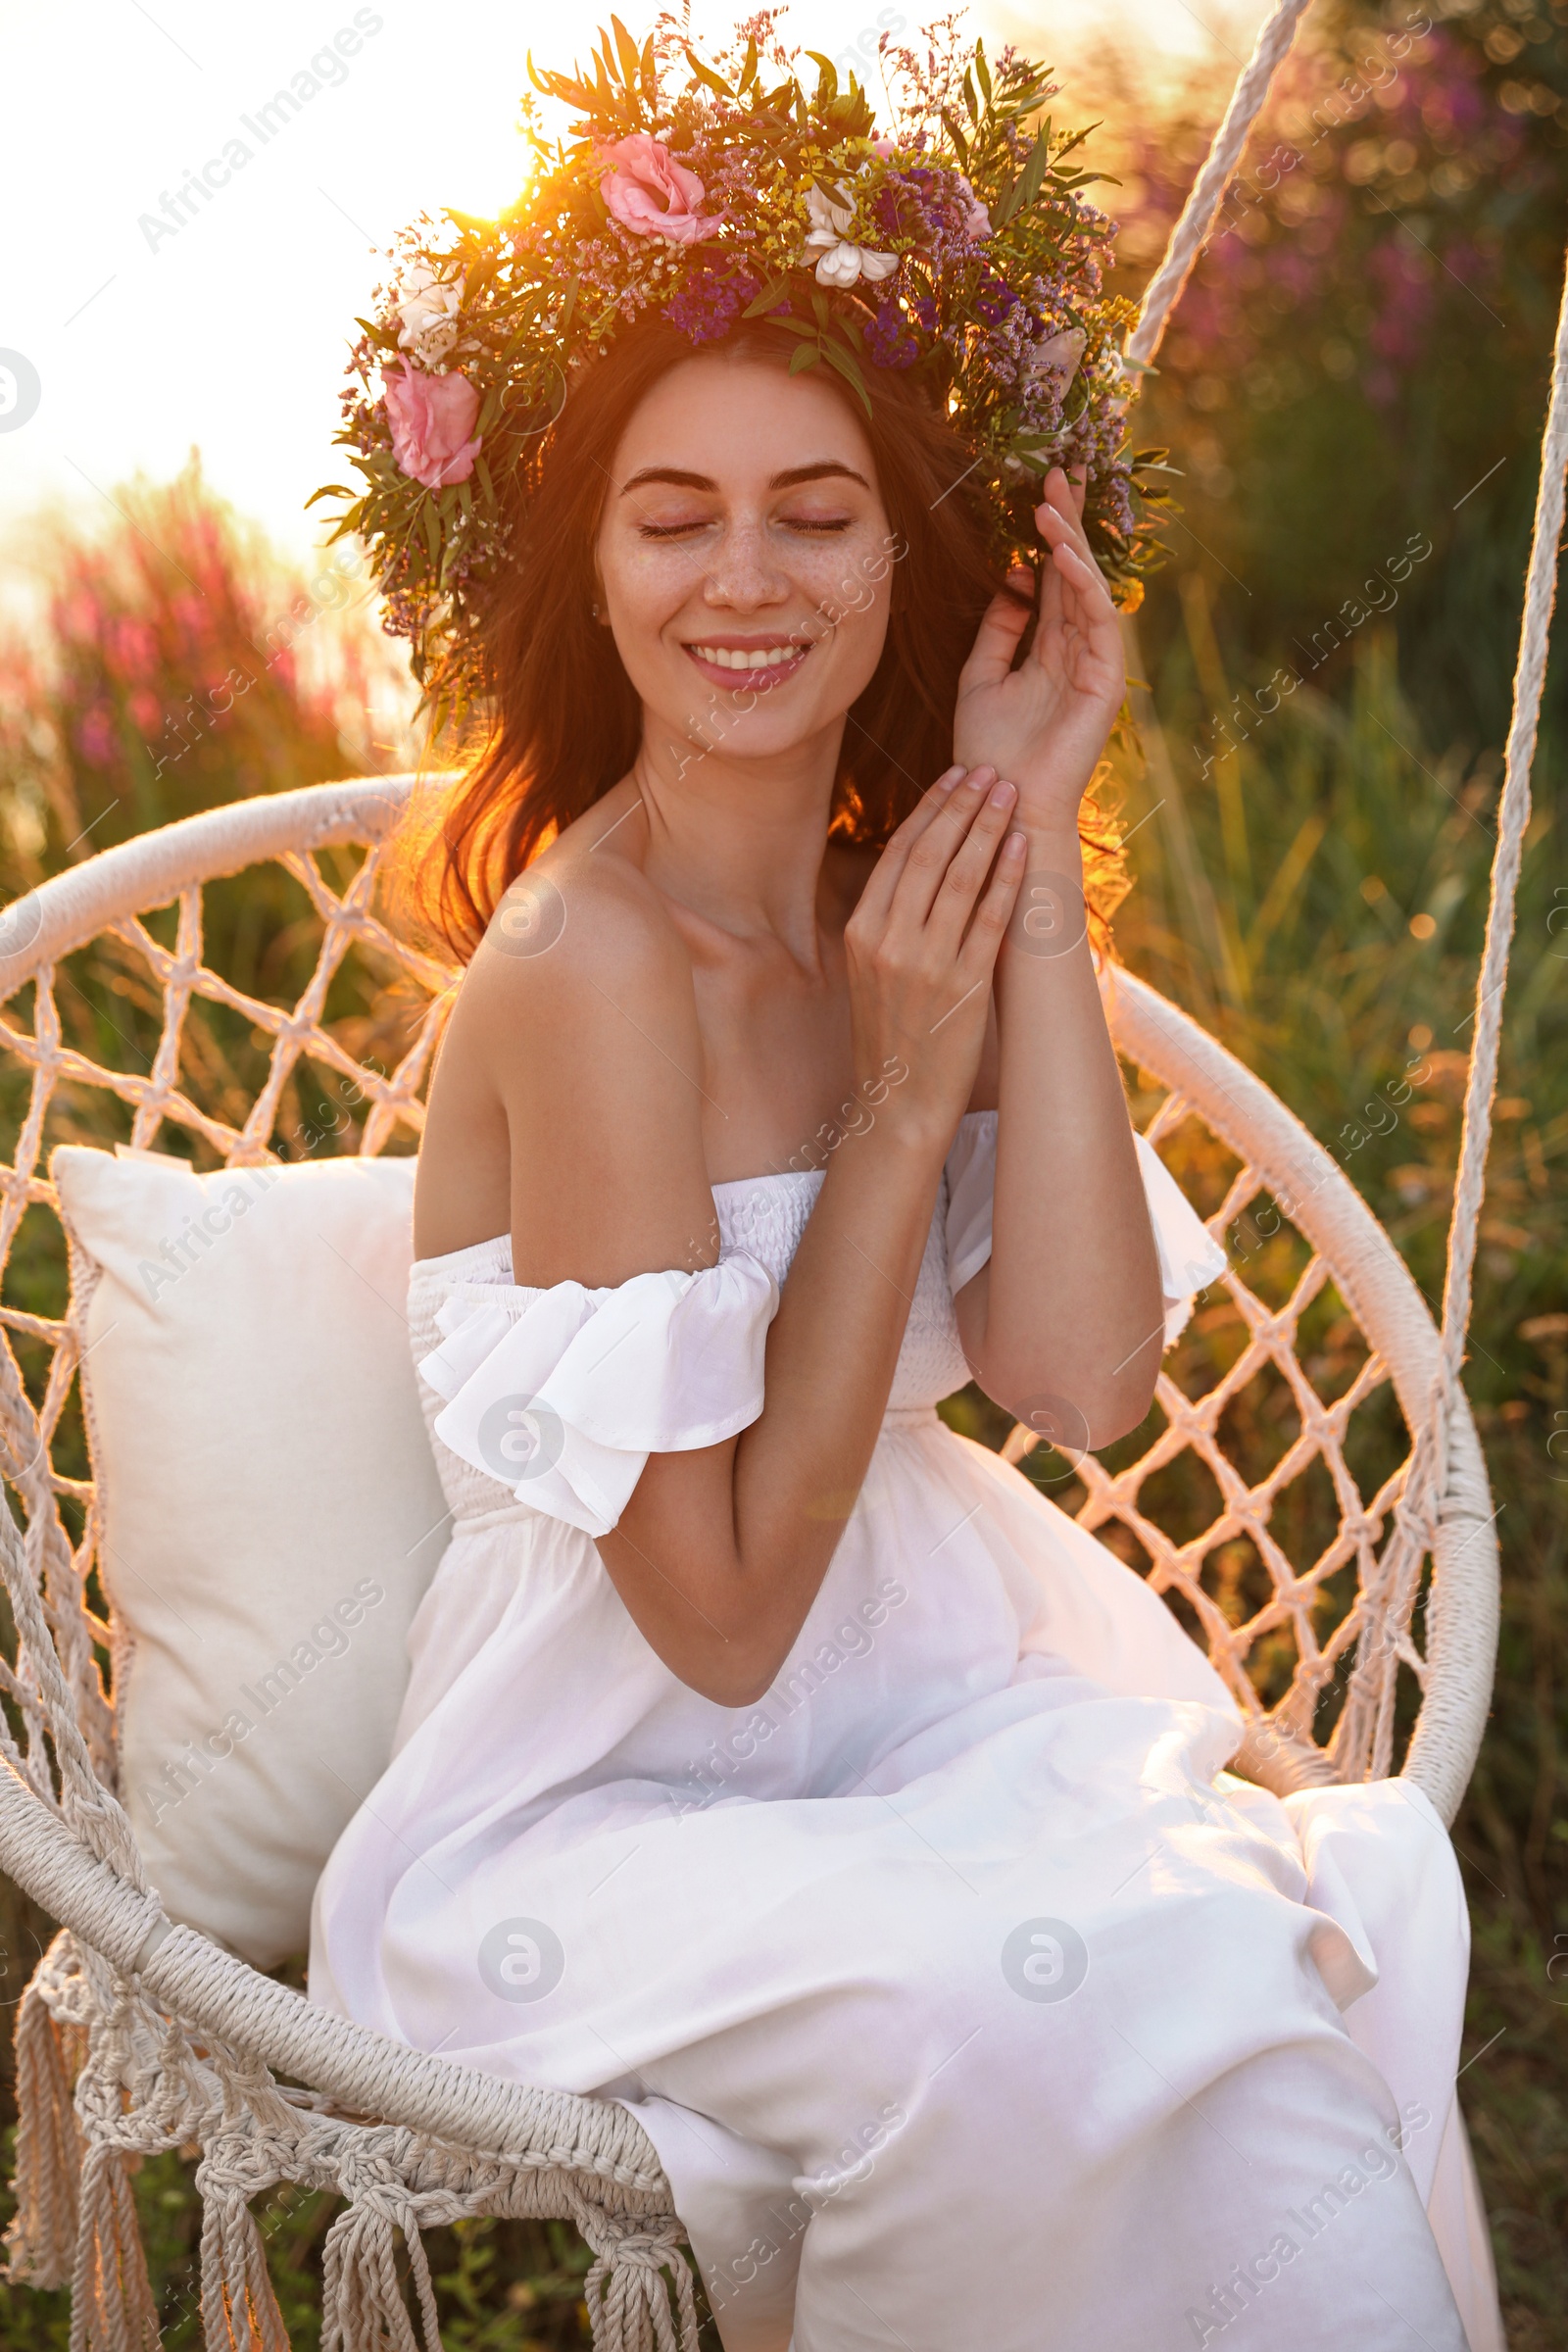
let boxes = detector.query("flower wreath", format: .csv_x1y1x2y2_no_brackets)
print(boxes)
314,14,1171,721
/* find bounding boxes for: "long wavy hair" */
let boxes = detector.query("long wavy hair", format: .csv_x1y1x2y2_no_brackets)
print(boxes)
399,316,1129,959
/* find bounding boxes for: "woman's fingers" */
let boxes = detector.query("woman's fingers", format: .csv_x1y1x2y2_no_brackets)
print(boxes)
1033,471,1121,676
1050,540,1123,677
925,774,1019,945
886,764,1002,931
1035,468,1093,568
956,828,1028,984
856,765,965,927
956,573,1035,696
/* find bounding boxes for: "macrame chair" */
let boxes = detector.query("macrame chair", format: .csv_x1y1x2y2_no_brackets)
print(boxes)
0,0,1555,2342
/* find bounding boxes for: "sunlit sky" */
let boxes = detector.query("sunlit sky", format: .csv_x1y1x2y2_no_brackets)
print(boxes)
1,0,1268,563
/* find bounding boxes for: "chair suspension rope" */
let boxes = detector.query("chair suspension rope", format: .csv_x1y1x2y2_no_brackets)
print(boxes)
1127,0,1318,371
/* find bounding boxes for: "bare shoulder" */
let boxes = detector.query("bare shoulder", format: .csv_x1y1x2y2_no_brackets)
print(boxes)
454,808,694,1066
426,792,714,1285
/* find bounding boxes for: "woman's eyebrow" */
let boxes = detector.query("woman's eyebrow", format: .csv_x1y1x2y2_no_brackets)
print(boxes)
769,462,870,490
618,461,870,495
619,467,714,494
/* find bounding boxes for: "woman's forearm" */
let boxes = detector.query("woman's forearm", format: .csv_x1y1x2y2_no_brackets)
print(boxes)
601,1121,942,1704
968,818,1163,1443
736,1119,940,1536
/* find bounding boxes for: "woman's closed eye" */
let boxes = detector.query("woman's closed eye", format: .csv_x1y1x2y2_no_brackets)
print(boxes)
633,510,857,541
636,513,717,540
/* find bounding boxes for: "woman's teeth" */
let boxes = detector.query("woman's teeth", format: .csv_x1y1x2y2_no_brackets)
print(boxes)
690,643,806,671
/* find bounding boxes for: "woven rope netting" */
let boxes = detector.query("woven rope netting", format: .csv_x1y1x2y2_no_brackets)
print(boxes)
0,0,1555,2341
0,817,1446,1801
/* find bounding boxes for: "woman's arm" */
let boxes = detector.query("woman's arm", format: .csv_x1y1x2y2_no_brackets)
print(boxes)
464,767,1023,1704
950,468,1164,1446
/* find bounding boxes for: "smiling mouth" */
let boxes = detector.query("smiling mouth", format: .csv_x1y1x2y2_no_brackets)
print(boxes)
683,637,815,687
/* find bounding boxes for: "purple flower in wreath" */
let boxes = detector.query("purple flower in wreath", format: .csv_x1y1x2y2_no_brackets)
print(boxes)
665,254,762,345
975,271,1018,326
865,299,920,369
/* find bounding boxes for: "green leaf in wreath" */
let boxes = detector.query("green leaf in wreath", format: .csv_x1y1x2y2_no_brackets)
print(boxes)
819,338,871,418
742,276,792,320
994,123,1053,227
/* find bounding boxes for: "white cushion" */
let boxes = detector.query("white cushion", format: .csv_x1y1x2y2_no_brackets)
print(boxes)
53,1146,447,1968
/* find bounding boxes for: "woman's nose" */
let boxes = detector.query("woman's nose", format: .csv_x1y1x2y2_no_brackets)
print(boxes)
701,523,790,612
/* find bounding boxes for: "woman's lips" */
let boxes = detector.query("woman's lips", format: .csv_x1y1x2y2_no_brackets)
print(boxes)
682,638,814,693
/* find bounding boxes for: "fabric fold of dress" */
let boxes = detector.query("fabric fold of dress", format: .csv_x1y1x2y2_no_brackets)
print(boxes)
418,1251,778,1537
310,1113,1489,2352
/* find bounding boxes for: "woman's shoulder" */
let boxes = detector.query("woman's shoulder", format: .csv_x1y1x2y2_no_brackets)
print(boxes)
448,789,697,1071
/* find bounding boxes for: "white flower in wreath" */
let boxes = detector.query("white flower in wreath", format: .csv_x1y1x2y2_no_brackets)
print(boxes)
395,263,466,367
1027,326,1088,392
802,184,898,289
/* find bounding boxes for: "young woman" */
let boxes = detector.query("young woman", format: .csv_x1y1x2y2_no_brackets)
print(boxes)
311,37,1478,2351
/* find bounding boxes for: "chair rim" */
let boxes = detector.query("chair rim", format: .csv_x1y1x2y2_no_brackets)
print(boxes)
1103,966,1498,1825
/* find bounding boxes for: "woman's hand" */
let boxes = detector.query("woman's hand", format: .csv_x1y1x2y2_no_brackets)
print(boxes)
843,764,1024,1154
952,467,1126,832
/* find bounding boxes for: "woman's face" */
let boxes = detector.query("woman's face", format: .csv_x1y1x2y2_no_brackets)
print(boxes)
596,353,896,771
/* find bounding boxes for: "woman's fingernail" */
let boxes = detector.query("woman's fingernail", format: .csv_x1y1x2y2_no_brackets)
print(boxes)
964,764,997,792
936,766,964,790
989,780,1016,808
1004,829,1027,856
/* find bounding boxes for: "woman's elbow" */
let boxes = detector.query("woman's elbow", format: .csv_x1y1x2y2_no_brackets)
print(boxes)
1082,1370,1158,1448
679,1653,779,1709
981,1353,1158,1456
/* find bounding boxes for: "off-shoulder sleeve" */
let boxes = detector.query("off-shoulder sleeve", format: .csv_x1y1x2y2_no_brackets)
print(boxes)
944,1109,1227,1346
416,1251,779,1539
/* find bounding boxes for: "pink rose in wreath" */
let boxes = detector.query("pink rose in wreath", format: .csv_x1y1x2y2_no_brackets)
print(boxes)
383,362,482,489
600,133,721,244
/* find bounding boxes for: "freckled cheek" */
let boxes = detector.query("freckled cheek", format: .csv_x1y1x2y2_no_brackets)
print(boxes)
603,546,710,649
795,541,890,624
802,577,889,671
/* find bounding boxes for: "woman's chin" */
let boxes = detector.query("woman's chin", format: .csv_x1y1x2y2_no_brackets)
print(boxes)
647,691,847,774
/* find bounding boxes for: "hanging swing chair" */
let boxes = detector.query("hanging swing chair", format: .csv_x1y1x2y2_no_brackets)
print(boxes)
0,1,1551,2343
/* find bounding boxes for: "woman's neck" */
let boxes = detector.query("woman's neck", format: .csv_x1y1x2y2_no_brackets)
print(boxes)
627,718,847,963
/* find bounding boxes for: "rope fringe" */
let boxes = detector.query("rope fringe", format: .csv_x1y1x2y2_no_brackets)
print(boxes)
581,2212,699,2352
198,2180,291,2352
68,2143,160,2352
5,1959,85,2286
321,2195,443,2352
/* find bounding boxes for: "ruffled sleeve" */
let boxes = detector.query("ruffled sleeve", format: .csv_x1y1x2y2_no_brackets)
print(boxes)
417,1251,779,1539
944,1109,1227,1346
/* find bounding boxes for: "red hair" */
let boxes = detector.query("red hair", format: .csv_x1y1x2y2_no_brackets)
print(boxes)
399,317,1128,958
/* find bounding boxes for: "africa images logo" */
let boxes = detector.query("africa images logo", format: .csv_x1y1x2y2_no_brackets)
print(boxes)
477,1918,565,2003
136,12,384,255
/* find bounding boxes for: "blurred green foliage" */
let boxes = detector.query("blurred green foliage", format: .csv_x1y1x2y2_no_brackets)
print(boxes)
1102,0,1568,752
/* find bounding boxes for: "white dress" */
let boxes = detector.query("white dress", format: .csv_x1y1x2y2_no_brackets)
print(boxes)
309,1114,1491,2352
